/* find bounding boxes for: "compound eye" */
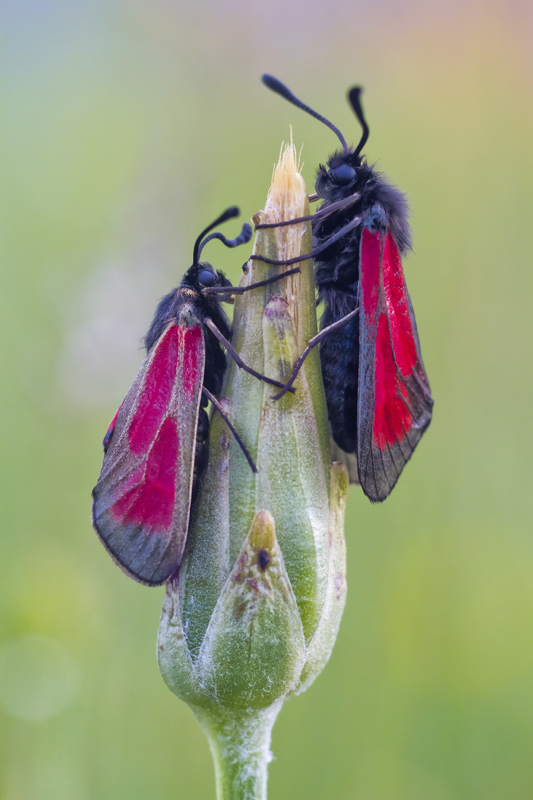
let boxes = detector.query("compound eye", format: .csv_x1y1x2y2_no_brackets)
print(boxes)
198,268,216,287
329,164,356,185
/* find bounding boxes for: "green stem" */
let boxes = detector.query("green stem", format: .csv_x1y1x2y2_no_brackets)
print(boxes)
193,703,282,800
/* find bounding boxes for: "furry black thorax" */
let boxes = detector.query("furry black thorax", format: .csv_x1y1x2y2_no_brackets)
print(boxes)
144,262,231,355
314,153,411,292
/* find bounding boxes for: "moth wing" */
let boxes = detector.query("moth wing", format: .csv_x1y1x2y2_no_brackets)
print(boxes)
92,323,205,584
357,228,433,502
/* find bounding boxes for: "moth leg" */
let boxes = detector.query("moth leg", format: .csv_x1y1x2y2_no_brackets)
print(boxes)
230,266,301,293
202,387,257,473
250,214,363,267
272,307,360,400
203,318,296,393
202,266,301,296
255,192,360,230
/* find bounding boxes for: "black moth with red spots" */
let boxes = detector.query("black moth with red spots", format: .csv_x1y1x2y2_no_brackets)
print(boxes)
92,207,296,586
256,76,433,502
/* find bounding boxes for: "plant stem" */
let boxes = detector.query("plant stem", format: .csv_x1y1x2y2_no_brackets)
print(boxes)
193,703,282,800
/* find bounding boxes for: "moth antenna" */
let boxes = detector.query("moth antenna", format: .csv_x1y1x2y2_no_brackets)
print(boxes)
193,207,240,265
198,223,252,256
348,87,370,158
262,74,348,152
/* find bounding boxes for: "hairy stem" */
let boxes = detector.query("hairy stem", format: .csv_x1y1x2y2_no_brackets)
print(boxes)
194,704,282,800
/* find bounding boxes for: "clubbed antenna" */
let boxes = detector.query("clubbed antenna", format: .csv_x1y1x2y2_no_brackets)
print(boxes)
262,74,349,152
192,207,240,266
198,223,253,257
348,87,370,158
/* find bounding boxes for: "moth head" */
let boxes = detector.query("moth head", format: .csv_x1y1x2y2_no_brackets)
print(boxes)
181,261,231,293
197,264,231,290
326,153,359,187
197,265,218,288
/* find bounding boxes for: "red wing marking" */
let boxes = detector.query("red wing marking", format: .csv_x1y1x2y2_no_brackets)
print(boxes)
372,313,413,450
382,233,417,376
182,325,203,401
110,417,179,530
357,226,433,502
360,228,381,324
127,326,182,455
92,317,206,584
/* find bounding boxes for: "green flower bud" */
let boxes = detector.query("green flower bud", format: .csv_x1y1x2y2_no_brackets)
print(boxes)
158,143,348,799
198,510,305,709
159,509,305,711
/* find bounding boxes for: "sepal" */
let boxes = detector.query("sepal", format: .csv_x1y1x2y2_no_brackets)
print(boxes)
294,462,348,693
158,572,202,705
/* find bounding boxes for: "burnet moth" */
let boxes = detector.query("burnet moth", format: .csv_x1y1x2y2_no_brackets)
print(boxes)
255,76,433,502
92,206,298,585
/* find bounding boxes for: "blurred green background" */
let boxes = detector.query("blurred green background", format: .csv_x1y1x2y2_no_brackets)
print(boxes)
2,1,532,798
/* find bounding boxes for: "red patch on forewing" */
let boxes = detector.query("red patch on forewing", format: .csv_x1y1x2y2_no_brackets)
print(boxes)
360,228,381,325
128,326,181,455
373,314,413,450
110,417,179,530
182,326,203,401
382,234,417,376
